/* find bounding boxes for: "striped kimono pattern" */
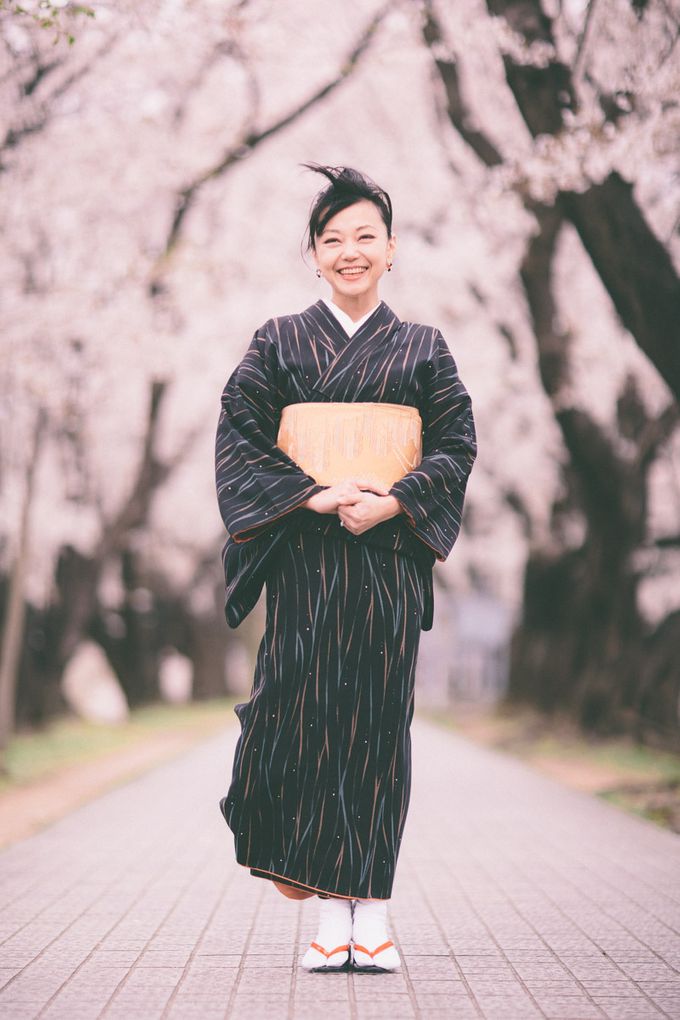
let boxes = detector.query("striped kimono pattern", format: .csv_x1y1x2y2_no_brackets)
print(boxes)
215,299,476,899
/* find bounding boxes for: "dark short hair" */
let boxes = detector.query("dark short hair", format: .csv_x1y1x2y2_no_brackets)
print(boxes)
300,163,393,251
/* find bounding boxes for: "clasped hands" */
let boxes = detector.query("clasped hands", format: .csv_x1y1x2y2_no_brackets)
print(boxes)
304,479,402,536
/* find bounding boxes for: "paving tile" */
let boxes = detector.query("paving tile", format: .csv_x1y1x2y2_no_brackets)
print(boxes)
0,718,678,1020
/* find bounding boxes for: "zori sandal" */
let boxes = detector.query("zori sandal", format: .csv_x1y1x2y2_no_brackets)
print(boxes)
301,895,353,972
350,898,401,972
300,940,350,972
351,939,401,972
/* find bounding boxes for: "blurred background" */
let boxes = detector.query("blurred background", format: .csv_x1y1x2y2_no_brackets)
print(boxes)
1,0,679,832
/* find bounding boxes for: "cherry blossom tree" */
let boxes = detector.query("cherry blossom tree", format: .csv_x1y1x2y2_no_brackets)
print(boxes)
419,0,680,739
0,0,678,747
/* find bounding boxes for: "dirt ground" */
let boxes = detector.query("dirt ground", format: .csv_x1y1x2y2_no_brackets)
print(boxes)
0,727,221,850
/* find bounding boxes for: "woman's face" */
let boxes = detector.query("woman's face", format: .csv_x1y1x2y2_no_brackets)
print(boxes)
313,199,396,309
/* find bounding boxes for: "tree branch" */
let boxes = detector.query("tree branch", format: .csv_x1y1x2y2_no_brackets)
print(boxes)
635,401,680,471
0,33,121,169
558,175,680,402
484,0,680,402
572,0,599,80
150,5,389,289
486,0,577,135
420,0,503,167
101,380,168,555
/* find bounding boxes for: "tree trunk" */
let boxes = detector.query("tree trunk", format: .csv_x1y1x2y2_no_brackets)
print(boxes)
420,2,680,744
0,409,46,758
511,204,677,742
560,177,680,402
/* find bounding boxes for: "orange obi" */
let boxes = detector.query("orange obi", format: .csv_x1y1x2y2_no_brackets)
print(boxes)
276,401,422,490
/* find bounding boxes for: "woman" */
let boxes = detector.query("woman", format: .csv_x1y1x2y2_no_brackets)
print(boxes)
214,164,476,973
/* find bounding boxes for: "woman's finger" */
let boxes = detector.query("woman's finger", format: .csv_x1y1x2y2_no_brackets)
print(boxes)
354,479,390,495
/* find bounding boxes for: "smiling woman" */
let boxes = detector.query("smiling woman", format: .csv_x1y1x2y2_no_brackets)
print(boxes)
304,162,396,321
214,163,477,974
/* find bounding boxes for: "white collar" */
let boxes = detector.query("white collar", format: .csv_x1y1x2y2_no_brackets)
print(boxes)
322,297,381,337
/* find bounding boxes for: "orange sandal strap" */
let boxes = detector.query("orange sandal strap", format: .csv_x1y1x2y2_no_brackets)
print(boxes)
310,941,350,959
353,940,395,958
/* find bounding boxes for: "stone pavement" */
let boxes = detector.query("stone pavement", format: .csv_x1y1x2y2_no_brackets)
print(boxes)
0,715,678,1020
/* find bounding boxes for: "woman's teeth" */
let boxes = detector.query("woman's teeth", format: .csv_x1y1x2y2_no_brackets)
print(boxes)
338,267,367,276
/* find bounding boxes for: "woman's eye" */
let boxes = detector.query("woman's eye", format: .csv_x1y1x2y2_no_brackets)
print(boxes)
323,235,375,243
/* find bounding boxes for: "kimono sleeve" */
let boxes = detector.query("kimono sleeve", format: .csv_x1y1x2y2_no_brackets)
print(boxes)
388,330,476,562
215,326,326,543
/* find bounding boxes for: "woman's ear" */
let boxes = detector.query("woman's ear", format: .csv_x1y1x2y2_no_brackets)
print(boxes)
387,233,397,260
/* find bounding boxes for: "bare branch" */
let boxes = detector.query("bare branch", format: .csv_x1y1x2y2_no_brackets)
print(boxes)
478,1,680,401
654,533,680,548
420,0,503,167
99,380,204,556
486,0,577,135
100,380,168,555
150,5,390,287
635,402,680,471
170,38,260,131
572,0,599,80
559,176,680,403
504,486,533,539
0,31,122,168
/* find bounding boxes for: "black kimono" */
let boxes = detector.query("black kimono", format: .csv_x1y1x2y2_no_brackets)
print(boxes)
215,298,476,900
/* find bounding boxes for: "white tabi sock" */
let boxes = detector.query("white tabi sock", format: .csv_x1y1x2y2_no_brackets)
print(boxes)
351,898,401,971
300,896,353,971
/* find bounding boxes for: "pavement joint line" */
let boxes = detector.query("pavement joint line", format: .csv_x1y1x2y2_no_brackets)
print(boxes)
346,928,359,1020
529,824,680,925
1,717,679,1018
415,723,680,954
498,865,662,1008
511,784,680,901
223,878,267,1019
50,829,211,1016
286,897,301,1020
380,903,419,1018
402,744,623,1017
0,861,109,953
461,817,674,1018
446,848,611,1019
0,796,187,952
159,867,234,1019
0,852,74,920
290,896,338,1020
0,825,192,1006
495,824,680,1007
96,839,218,1019
407,864,489,1019
508,797,680,925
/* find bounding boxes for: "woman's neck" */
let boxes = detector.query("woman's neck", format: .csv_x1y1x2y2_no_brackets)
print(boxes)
328,292,380,322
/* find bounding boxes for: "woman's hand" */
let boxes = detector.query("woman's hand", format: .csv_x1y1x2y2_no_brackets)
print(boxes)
337,490,402,534
303,479,402,534
304,479,387,516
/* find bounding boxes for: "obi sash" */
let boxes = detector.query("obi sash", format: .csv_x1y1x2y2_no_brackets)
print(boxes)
276,401,422,488
222,401,429,633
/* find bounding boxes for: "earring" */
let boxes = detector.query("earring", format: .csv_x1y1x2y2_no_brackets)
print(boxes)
316,269,322,278
387,262,393,272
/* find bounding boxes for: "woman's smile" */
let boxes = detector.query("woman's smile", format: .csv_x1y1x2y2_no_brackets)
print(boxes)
337,266,368,278
312,198,395,313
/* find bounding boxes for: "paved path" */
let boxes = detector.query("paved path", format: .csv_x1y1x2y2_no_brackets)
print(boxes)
0,715,678,1020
